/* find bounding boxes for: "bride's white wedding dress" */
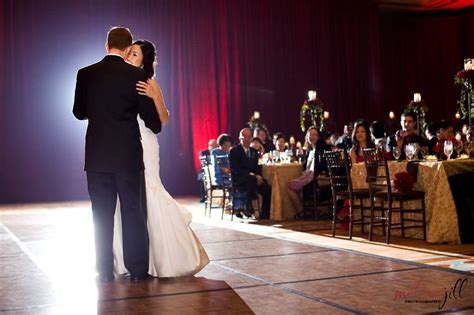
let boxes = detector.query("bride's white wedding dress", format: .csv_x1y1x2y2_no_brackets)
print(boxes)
112,117,209,277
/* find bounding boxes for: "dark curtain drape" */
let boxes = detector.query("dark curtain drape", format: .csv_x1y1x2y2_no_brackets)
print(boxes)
379,8,474,124
1,0,471,203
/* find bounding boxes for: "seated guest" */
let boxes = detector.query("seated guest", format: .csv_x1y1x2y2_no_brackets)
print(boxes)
387,112,427,159
254,127,275,153
425,121,440,154
250,137,265,158
370,120,386,149
327,132,340,150
197,139,218,202
287,126,329,219
211,134,233,186
274,133,287,152
431,120,456,157
350,120,375,164
335,122,354,151
229,128,271,219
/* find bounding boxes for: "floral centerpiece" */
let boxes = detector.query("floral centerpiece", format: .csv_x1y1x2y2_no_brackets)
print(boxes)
392,172,414,192
405,93,428,136
247,111,270,135
300,90,325,132
454,63,474,120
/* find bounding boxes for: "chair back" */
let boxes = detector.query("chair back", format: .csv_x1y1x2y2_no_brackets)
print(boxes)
215,154,231,189
362,148,392,199
199,155,213,189
312,150,328,175
324,150,353,198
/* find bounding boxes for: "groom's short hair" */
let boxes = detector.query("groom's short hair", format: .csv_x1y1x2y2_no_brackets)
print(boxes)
107,27,132,50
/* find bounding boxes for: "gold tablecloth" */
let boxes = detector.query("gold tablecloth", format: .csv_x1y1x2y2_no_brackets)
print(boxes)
351,159,474,244
262,163,303,220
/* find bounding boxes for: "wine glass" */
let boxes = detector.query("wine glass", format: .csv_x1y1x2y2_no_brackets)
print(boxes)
420,146,429,160
464,141,472,158
405,144,415,161
454,141,463,158
444,140,453,160
393,147,401,161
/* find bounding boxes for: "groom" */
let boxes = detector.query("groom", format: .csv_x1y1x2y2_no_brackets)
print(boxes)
73,27,161,282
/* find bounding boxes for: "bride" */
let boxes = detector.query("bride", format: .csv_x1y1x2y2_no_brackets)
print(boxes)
112,40,209,277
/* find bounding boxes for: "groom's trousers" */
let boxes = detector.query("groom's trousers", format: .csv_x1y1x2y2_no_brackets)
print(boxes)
87,171,149,277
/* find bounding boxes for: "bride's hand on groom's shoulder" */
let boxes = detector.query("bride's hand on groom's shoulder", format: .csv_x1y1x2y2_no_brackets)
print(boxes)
136,80,156,98
137,79,162,99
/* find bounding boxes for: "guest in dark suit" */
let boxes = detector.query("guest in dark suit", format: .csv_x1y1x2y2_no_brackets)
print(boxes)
229,128,271,219
73,27,161,282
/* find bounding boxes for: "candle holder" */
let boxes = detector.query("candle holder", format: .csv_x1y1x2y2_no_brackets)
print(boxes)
405,93,428,136
247,111,270,136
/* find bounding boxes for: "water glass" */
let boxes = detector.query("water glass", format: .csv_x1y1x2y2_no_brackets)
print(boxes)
405,144,415,161
454,141,463,158
444,140,453,160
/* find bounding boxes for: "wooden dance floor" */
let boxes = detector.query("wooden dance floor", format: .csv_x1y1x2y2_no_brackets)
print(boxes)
1,198,474,314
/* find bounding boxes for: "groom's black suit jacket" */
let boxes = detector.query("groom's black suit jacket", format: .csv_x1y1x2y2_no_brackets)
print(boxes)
73,55,161,172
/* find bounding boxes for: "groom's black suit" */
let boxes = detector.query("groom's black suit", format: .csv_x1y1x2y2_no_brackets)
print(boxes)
73,55,161,278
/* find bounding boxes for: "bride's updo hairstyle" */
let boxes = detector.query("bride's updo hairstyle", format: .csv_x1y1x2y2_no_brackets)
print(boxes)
133,40,157,79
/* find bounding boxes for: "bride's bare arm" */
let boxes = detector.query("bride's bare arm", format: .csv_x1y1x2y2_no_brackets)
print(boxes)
136,79,169,124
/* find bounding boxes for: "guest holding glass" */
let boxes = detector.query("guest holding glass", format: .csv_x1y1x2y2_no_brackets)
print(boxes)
387,112,427,159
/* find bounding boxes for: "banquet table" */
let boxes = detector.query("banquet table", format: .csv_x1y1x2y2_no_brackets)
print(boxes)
262,163,303,220
350,159,474,244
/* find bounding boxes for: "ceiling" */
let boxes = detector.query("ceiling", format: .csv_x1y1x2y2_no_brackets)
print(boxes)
375,0,474,11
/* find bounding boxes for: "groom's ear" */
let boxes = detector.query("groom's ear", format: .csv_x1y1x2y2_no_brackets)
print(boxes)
124,45,132,56
105,43,110,53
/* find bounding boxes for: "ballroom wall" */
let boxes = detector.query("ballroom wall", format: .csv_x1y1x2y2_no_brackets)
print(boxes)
0,1,472,203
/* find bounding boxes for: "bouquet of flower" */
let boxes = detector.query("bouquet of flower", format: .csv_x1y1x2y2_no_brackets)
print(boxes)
392,172,414,192
300,90,325,132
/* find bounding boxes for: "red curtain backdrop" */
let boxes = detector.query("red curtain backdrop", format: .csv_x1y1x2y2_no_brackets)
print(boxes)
0,0,472,202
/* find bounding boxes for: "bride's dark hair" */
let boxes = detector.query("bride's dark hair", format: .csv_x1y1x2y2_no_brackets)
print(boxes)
133,40,156,79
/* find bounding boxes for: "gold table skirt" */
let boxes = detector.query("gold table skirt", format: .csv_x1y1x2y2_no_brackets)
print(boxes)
262,163,303,220
350,159,474,244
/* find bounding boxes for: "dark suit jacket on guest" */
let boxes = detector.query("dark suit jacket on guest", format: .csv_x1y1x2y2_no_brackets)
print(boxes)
73,55,162,172
229,144,260,190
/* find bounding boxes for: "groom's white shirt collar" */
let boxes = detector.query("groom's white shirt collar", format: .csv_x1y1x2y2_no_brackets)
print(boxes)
107,53,124,59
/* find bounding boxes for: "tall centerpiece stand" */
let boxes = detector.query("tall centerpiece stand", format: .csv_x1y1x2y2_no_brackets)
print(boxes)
455,58,474,140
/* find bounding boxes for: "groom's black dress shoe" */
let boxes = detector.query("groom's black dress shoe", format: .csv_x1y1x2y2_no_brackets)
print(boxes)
130,274,152,282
